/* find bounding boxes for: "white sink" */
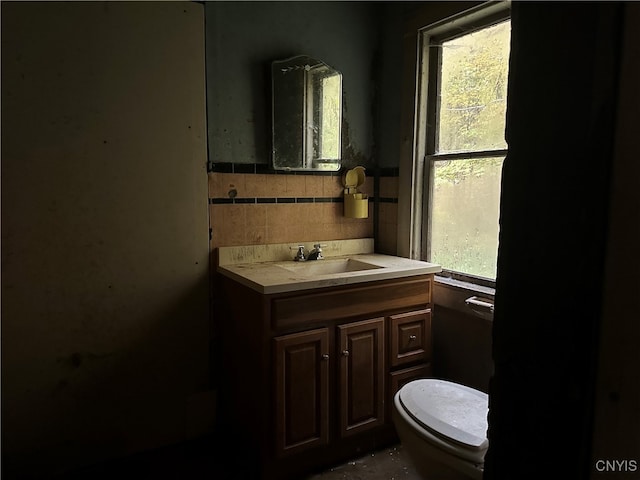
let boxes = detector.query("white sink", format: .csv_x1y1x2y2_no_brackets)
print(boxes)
279,258,383,276
217,239,442,294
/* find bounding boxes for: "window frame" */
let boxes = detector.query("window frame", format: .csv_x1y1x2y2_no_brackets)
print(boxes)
414,2,511,288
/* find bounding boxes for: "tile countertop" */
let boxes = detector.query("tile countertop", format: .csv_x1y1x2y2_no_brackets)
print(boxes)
217,239,442,294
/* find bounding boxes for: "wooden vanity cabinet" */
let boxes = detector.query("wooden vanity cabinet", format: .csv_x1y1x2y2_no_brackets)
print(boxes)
273,317,386,458
218,273,434,479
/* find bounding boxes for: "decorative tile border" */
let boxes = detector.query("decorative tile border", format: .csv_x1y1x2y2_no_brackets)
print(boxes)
209,162,341,176
210,162,399,177
208,163,396,203
209,196,351,204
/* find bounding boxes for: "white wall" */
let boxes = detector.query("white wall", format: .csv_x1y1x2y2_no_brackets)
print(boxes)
1,3,211,477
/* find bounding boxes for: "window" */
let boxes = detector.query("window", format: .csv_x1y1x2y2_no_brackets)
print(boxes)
418,6,511,285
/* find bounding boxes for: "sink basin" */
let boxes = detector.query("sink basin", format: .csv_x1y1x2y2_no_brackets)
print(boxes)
279,258,383,276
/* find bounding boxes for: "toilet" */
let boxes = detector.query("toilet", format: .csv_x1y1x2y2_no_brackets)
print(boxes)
392,378,489,480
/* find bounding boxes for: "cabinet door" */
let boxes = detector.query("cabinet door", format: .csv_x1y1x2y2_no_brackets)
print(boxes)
338,318,385,437
388,363,432,422
389,309,432,367
274,328,330,457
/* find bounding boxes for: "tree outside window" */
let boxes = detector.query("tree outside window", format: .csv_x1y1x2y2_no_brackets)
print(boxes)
427,19,511,281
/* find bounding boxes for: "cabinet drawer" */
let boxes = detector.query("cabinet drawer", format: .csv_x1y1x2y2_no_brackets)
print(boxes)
389,309,431,367
272,276,432,330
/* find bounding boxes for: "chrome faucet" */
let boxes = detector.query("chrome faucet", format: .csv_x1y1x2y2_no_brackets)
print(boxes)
293,245,307,262
307,243,326,261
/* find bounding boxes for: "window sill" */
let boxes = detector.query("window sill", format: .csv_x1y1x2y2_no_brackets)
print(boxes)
433,275,495,321
434,275,495,297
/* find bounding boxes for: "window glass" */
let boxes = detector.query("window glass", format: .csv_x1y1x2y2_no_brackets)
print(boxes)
437,20,510,154
431,157,504,279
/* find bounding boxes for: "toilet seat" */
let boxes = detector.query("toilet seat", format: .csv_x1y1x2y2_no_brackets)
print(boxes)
397,379,489,463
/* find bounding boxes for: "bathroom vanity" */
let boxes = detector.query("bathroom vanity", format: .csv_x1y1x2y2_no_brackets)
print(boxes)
216,239,441,479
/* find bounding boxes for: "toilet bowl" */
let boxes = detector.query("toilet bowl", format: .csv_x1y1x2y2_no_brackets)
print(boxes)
392,379,489,480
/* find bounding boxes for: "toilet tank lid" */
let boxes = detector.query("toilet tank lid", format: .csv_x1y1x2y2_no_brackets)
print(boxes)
399,379,489,449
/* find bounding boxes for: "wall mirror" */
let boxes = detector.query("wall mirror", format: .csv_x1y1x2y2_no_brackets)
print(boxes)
271,55,342,171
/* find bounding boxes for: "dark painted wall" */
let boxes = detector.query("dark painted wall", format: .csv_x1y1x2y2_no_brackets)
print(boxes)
205,1,379,169
375,1,483,169
1,3,211,478
373,3,405,170
432,297,493,393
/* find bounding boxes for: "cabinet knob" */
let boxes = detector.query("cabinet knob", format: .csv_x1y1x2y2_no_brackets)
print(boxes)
342,350,350,356
321,354,330,360
408,335,417,342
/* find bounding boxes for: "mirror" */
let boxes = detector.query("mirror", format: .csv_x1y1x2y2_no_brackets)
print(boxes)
271,55,342,171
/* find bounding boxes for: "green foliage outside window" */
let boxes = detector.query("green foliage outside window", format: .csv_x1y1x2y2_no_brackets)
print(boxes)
429,20,510,279
439,20,510,154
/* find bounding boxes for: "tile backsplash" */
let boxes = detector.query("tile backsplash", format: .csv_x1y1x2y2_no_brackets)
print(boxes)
208,164,399,254
208,164,374,249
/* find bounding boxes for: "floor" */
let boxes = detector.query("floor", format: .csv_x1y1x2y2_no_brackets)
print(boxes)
58,436,423,480
305,444,422,480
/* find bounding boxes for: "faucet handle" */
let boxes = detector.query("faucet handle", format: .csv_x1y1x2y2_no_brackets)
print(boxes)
309,243,326,260
292,245,307,262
